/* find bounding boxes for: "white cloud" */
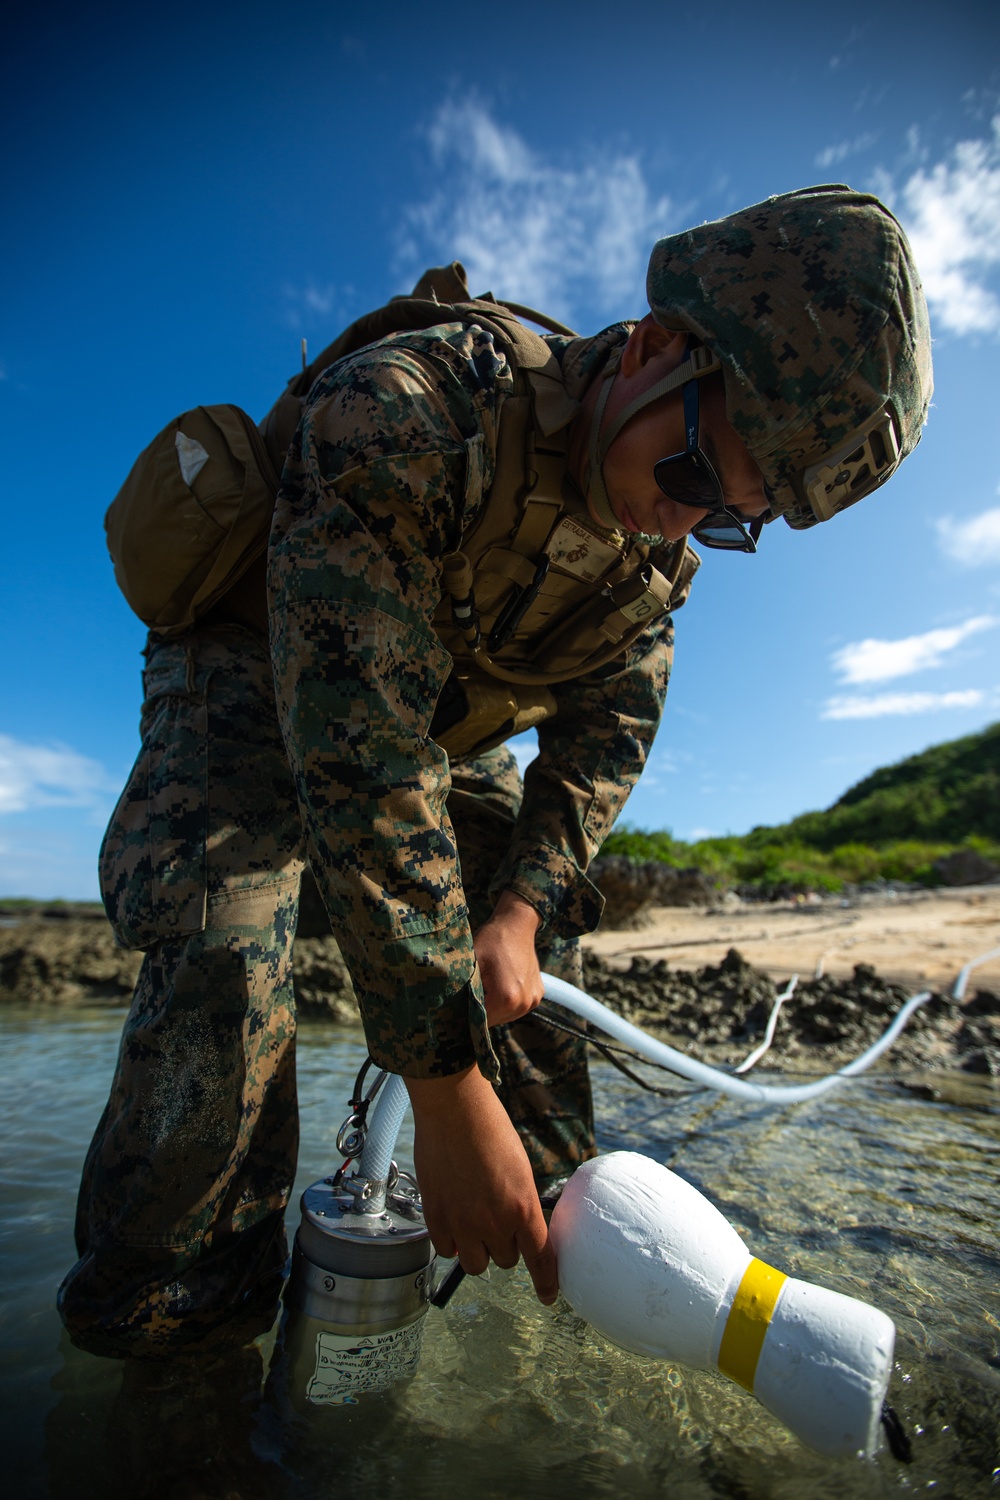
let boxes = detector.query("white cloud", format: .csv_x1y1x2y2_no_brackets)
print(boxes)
814,133,877,168
822,689,985,720
400,100,676,322
886,115,1000,336
282,279,357,332
830,616,997,685
936,505,1000,567
0,734,114,815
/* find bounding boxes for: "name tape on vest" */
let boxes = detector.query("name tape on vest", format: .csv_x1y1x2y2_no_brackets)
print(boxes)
546,516,623,583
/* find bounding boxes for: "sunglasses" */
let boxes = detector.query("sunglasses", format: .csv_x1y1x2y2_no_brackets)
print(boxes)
653,374,767,553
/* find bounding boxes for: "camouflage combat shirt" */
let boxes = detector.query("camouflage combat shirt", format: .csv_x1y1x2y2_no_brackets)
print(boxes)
268,321,680,1080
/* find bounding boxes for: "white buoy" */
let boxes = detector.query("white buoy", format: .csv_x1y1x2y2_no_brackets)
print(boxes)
549,1152,895,1459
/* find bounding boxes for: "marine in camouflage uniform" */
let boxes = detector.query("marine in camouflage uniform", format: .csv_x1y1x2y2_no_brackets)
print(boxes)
60,184,932,1358
59,316,676,1357
60,624,304,1356
267,317,675,1081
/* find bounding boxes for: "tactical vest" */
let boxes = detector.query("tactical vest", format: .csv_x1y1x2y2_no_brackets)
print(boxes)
424,332,696,759
108,262,696,762
270,285,698,761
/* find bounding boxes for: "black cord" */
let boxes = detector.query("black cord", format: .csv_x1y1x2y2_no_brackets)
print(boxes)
537,1000,883,1088
350,1056,375,1112
537,1001,702,1098
346,1057,389,1131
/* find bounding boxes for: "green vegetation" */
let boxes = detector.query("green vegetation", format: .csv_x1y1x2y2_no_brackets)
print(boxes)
602,722,1000,893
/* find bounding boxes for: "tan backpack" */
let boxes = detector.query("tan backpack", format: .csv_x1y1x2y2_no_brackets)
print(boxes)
104,265,574,638
105,404,280,637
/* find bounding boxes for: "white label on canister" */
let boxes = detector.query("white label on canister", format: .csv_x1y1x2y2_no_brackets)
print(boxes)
306,1321,425,1405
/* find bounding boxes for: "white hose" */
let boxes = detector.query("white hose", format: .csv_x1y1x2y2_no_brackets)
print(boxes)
541,973,932,1105
359,1072,410,1183
733,975,798,1074
951,943,1000,1001
357,961,948,1167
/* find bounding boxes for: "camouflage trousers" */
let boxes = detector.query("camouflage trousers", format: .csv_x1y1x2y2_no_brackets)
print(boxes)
59,624,593,1358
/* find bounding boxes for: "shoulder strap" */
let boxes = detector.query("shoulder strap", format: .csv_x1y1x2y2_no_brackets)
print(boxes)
258,266,574,474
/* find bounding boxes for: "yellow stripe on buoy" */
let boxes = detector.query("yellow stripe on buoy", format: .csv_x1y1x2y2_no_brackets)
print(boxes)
717,1258,787,1391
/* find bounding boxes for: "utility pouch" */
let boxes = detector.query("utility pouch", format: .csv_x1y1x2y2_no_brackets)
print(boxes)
531,563,674,674
105,264,571,639
105,404,282,637
431,672,556,761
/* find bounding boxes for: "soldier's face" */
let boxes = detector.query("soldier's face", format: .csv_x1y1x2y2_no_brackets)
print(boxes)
591,317,770,541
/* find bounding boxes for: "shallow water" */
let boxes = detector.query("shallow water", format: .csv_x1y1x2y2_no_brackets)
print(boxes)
1,1003,998,1499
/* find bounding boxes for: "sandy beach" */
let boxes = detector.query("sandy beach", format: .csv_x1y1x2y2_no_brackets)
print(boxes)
3,885,999,1074
582,884,1000,996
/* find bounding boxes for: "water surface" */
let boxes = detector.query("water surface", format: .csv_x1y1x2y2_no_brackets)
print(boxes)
1,1003,997,1498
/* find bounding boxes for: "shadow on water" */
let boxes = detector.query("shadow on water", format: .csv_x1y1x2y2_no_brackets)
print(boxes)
2,1003,999,1498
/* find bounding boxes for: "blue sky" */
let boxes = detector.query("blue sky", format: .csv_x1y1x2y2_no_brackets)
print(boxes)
2,0,999,898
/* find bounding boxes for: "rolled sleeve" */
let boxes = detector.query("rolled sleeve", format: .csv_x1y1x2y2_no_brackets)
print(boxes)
268,345,502,1080
490,616,676,939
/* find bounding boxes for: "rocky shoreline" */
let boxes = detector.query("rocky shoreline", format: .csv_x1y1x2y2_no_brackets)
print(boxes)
580,947,998,1078
2,907,996,1078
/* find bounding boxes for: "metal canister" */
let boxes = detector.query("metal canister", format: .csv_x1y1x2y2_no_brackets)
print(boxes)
278,1177,435,1409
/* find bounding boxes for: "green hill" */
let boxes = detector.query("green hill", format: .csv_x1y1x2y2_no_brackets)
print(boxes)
602,721,1000,892
782,721,1000,848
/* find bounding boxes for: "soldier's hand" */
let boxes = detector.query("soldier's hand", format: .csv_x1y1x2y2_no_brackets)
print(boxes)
474,890,544,1027
405,1065,558,1306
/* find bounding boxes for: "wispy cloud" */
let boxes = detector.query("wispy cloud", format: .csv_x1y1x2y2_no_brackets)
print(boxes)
936,504,1000,566
830,616,997,685
282,280,357,333
962,87,1000,126
822,689,985,720
0,734,114,815
814,132,877,168
646,748,679,775
399,100,677,323
881,115,1000,337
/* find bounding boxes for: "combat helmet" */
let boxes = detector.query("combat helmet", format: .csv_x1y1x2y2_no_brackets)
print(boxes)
640,184,933,530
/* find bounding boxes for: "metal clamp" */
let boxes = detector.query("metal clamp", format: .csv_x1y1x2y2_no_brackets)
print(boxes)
334,1058,388,1164
336,1113,367,1159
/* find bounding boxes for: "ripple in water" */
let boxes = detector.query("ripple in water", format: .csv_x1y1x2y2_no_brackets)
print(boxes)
1,1004,997,1498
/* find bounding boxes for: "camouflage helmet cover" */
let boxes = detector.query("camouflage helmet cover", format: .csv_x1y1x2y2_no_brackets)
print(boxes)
646,185,933,529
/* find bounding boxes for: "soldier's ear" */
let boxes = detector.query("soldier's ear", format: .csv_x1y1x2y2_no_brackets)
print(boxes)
621,314,688,378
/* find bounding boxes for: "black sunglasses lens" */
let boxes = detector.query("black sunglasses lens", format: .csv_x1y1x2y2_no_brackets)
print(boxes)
653,453,720,509
691,513,757,552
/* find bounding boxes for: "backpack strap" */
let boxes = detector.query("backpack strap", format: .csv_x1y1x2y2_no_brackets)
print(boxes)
258,275,566,475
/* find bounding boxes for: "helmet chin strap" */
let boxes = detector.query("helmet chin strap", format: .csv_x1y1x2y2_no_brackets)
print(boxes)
586,344,723,531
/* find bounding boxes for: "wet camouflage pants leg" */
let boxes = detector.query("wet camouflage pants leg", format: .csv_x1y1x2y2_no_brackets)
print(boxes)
449,748,596,1192
58,627,306,1358
59,632,595,1358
